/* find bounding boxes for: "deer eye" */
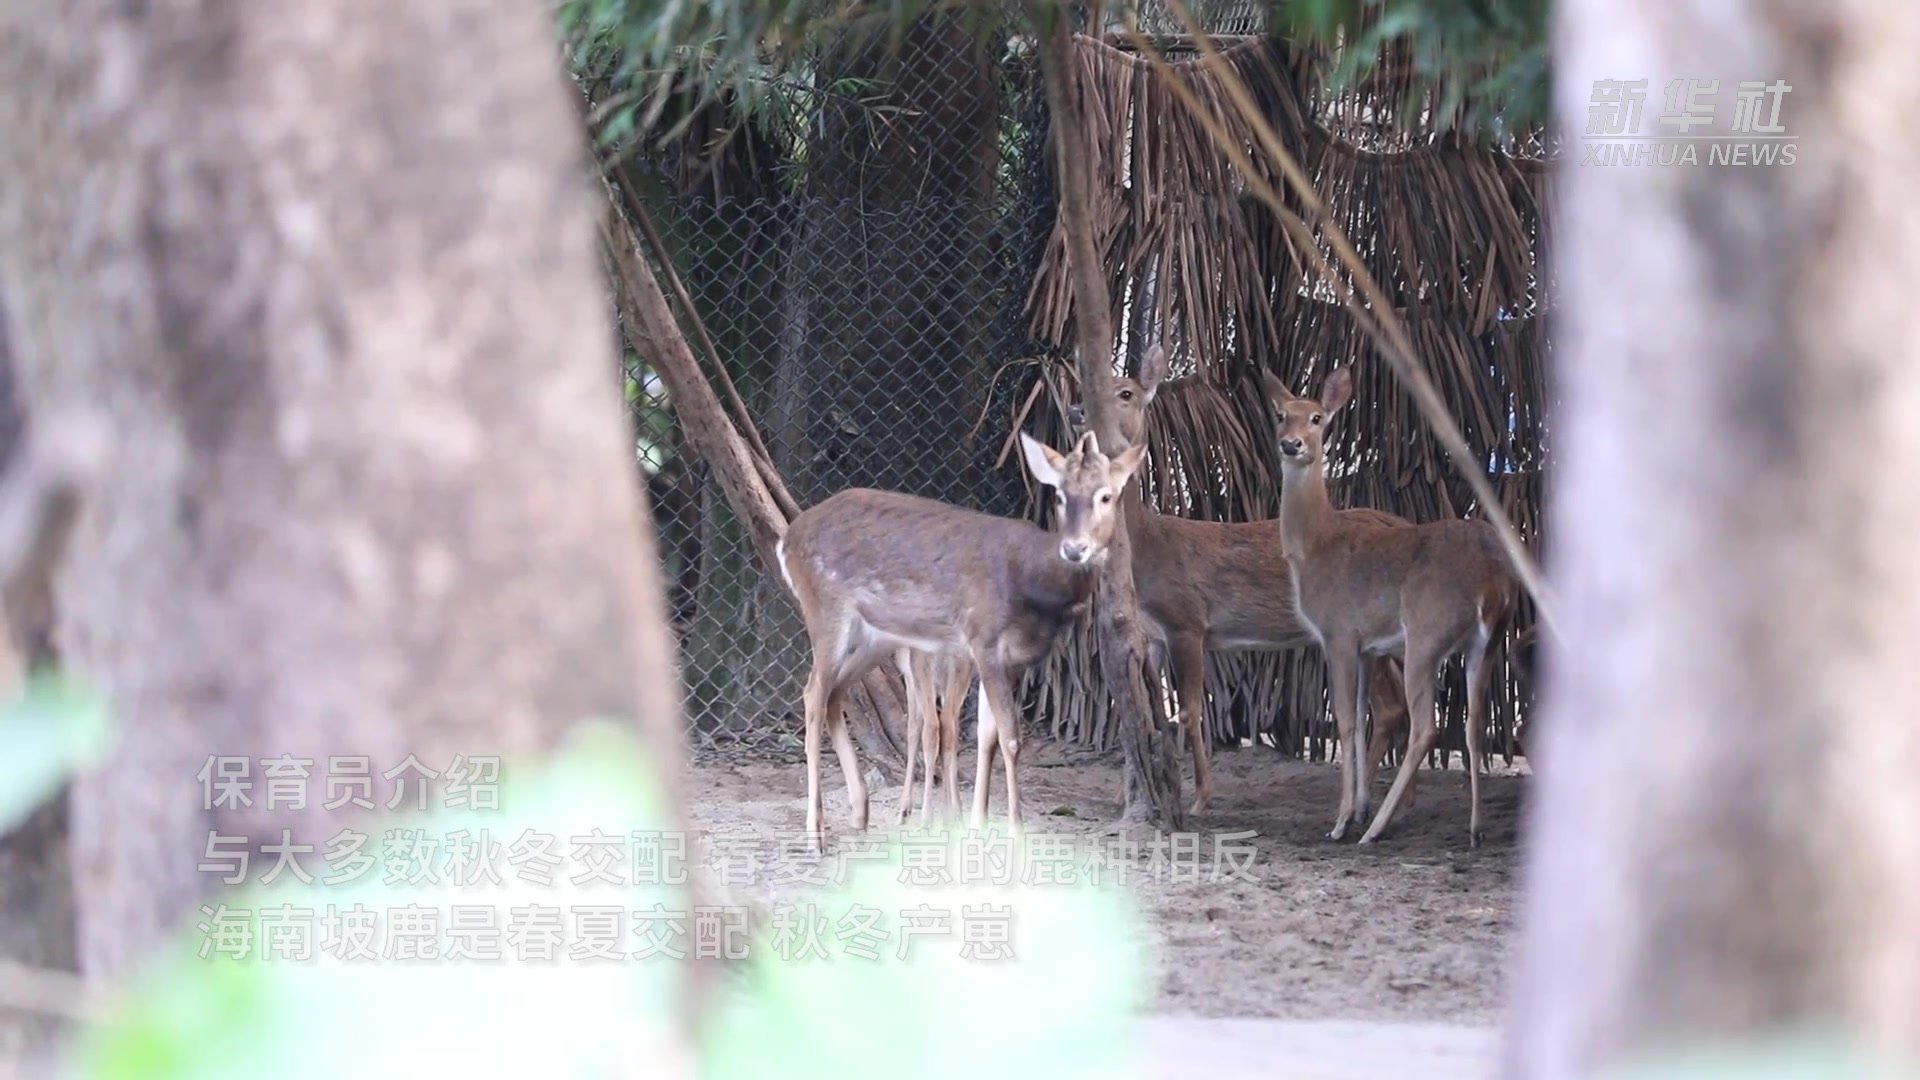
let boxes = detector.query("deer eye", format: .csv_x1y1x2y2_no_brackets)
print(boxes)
1099,492,1114,505
1118,389,1134,401
1311,413,1324,425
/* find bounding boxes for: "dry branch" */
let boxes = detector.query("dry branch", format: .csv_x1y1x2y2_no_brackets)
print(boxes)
1022,21,1550,762
600,189,910,778
610,169,802,521
1134,1,1556,635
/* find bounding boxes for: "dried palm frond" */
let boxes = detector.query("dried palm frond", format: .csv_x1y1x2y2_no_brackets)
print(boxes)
1020,32,1550,764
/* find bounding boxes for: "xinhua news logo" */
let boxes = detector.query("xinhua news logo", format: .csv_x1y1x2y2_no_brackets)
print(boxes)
1583,78,1796,166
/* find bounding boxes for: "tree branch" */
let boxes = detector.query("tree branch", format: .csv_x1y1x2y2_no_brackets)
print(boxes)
598,186,909,779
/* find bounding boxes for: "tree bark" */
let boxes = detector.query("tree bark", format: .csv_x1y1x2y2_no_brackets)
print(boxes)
1034,9,1185,828
0,303,75,1063
0,0,695,1034
1507,2,1920,1074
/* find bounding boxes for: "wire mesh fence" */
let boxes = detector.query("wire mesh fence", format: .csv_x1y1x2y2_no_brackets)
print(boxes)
608,8,1550,766
629,195,1055,758
618,18,1054,758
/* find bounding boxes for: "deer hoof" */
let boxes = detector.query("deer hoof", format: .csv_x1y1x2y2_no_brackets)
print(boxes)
1470,829,1485,849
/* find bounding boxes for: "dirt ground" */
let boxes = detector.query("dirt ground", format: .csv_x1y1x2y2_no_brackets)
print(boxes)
684,737,1527,1025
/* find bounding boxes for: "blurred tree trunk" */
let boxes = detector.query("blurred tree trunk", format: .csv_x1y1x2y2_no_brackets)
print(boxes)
0,303,75,1062
0,0,694,1026
1507,2,1920,1075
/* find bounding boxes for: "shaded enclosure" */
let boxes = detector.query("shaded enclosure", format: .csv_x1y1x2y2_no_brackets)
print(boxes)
600,6,1550,766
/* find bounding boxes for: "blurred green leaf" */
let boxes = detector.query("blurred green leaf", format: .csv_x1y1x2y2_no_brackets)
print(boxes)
1276,0,1552,141
72,720,684,1078
0,671,112,832
71,722,1152,1079
705,832,1151,1080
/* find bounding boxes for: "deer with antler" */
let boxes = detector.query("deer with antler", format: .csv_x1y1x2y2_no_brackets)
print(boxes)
1068,345,1420,815
1264,366,1517,847
777,430,1146,851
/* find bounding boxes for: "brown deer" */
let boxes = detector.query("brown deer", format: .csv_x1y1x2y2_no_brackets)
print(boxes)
1264,367,1517,847
778,430,1146,851
1069,345,1419,815
894,649,972,825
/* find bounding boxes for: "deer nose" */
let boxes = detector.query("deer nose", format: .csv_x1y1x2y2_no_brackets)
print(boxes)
1060,539,1091,563
1279,437,1304,457
1067,404,1086,428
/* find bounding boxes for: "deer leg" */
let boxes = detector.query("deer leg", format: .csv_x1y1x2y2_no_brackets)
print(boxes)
1464,629,1493,848
938,656,970,825
978,658,1026,844
1353,652,1377,825
970,676,999,832
913,653,944,818
1367,660,1416,811
918,661,941,826
894,649,923,825
824,683,868,833
1324,645,1363,841
1170,633,1213,816
1360,644,1443,845
802,666,831,853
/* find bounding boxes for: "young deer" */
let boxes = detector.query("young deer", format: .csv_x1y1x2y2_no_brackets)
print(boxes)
778,430,1146,851
1264,367,1516,847
1069,346,1419,815
895,649,973,825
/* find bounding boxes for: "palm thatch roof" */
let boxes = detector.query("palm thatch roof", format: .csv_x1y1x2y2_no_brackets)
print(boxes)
1021,32,1551,764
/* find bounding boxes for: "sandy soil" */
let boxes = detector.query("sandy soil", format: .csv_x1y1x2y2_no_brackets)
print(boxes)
684,738,1526,1025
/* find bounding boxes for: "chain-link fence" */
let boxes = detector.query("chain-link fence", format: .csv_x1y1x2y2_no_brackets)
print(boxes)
613,5,1550,763
620,15,1055,757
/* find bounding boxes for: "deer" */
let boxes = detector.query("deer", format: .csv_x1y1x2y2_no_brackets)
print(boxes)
894,649,973,825
1263,366,1517,847
777,430,1146,851
1067,345,1420,816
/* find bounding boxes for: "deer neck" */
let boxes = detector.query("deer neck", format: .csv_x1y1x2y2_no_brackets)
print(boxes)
1015,527,1099,614
1121,478,1155,531
1278,457,1338,558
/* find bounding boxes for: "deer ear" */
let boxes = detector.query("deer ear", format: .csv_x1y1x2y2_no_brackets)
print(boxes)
1140,345,1169,402
1261,370,1291,406
1107,442,1148,488
1019,432,1067,489
1321,367,1354,414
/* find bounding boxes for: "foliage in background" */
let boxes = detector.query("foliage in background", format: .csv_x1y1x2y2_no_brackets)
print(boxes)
1278,0,1552,141
0,705,1152,1078
557,0,1009,172
0,672,111,834
556,0,1554,153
